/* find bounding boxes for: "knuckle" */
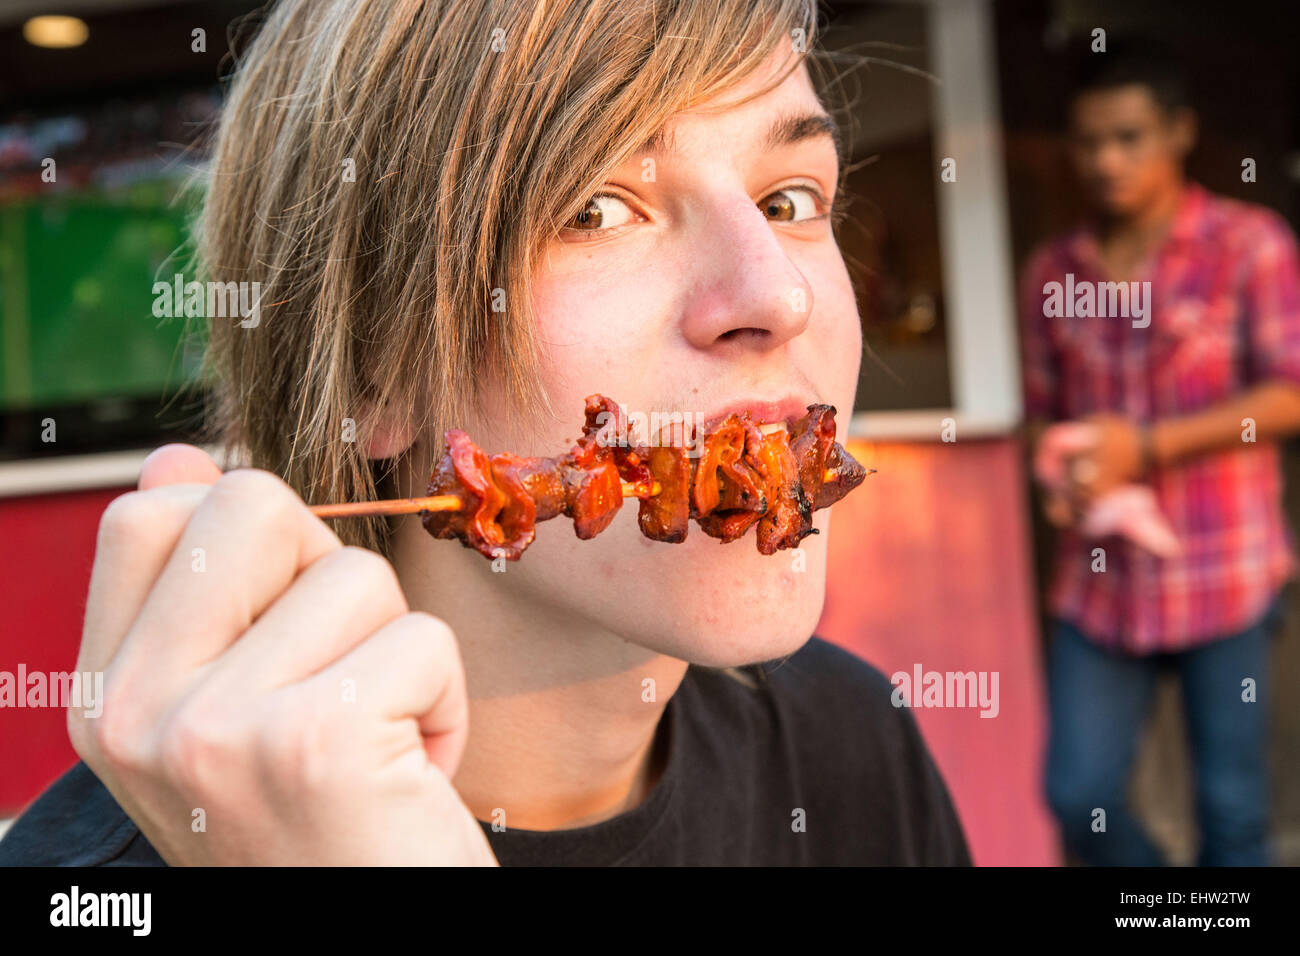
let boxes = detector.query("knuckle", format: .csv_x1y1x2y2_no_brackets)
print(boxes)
400,611,461,665
215,467,290,498
158,699,240,793
211,469,302,527
405,610,457,646
253,695,334,792
96,492,154,550
66,707,86,754
332,546,404,600
86,695,147,769
158,713,204,773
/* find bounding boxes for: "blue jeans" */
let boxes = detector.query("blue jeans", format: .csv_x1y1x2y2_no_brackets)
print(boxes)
1044,599,1280,866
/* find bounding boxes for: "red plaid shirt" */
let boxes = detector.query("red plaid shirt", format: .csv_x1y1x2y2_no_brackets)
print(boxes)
1019,182,1300,654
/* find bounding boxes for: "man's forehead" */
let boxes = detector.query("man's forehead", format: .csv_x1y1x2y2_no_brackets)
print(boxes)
637,72,836,159
640,44,816,140
1072,85,1166,123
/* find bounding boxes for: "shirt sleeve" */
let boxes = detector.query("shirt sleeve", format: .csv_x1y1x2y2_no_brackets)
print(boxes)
0,761,163,867
1241,211,1300,386
1018,247,1062,421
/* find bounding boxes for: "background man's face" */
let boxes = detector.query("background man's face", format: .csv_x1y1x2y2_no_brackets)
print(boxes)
1068,84,1194,217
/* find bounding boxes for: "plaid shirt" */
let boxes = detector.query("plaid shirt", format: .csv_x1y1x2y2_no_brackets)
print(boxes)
1019,182,1300,654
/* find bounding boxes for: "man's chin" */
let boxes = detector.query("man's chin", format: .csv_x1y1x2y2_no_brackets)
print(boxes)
673,531,828,666
1092,187,1143,218
534,514,828,665
660,624,817,669
645,578,826,668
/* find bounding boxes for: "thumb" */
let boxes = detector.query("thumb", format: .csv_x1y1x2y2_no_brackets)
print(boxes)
138,443,224,491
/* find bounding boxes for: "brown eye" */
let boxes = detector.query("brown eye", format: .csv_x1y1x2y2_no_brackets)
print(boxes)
569,198,603,230
563,193,635,234
760,186,822,223
763,192,795,221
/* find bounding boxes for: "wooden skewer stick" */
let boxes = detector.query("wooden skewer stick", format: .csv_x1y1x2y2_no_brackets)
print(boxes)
310,480,658,520
309,468,868,520
310,494,464,519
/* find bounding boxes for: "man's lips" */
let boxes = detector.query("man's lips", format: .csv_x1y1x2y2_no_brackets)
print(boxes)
700,395,817,431
598,395,820,448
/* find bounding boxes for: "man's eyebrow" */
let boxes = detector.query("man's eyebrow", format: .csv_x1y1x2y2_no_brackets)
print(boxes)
637,110,842,159
762,110,841,157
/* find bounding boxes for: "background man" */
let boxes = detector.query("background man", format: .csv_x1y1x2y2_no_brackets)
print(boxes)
1019,40,1300,866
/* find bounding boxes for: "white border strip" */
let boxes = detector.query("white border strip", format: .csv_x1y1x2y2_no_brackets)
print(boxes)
0,445,227,499
0,449,152,498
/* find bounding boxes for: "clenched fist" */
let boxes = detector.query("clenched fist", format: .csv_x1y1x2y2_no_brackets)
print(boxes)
67,444,498,866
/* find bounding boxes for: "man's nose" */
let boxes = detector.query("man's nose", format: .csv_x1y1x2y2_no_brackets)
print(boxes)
678,195,814,351
1096,140,1128,177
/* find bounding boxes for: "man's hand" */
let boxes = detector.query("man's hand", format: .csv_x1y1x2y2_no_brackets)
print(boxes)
1064,413,1144,505
1041,487,1080,528
67,444,499,866
1030,414,1144,523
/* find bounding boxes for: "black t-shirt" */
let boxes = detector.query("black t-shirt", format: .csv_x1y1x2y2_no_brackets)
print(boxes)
0,636,972,866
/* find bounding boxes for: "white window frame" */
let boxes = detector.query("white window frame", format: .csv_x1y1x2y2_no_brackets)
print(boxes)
848,0,1023,441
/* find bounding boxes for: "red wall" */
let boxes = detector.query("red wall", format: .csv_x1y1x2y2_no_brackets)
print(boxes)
818,437,1060,865
0,486,124,813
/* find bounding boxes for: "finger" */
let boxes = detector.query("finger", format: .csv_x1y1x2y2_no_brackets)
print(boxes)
205,546,409,692
1069,455,1099,488
1053,423,1101,452
303,612,469,778
120,469,341,677
78,484,212,675
138,444,224,491
79,445,227,672
1044,493,1073,528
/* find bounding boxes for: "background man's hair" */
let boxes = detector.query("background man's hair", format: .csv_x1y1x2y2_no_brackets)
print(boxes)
1068,36,1193,115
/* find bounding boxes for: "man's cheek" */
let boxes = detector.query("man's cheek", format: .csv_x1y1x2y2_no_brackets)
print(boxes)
814,288,862,389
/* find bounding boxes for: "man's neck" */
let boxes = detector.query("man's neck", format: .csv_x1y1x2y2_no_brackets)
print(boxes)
388,512,688,831
1098,177,1186,245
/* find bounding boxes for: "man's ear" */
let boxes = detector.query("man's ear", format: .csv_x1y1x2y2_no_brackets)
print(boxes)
1170,107,1197,159
359,400,420,459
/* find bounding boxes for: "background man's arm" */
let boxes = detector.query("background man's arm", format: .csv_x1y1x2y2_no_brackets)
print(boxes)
1151,381,1300,466
1074,383,1300,504
1072,211,1300,502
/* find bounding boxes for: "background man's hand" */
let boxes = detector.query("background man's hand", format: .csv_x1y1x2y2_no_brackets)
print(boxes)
1067,412,1144,504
